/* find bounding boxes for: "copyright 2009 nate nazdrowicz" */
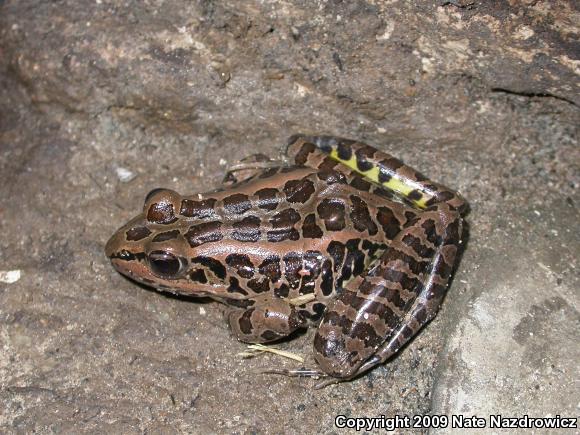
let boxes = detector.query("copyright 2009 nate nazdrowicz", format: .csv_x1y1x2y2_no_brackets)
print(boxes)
334,414,578,431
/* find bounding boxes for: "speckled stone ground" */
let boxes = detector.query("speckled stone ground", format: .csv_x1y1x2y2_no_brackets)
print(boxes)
0,1,578,433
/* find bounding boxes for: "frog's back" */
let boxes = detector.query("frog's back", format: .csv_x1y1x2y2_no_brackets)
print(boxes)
181,165,419,310
183,164,416,243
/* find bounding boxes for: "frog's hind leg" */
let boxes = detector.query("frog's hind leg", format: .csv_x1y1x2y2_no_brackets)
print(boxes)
284,135,467,379
314,206,463,379
227,296,307,343
222,154,282,187
285,135,467,213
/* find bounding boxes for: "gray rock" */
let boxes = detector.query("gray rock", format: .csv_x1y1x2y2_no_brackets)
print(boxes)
1,0,578,432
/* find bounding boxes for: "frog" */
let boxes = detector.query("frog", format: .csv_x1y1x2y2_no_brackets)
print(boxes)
105,135,467,383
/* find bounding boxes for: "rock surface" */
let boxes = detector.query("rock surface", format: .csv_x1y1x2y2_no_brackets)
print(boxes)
0,0,578,433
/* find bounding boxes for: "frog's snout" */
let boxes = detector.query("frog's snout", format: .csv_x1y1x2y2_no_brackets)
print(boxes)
105,219,150,281
104,229,124,259
104,212,150,259
104,233,116,259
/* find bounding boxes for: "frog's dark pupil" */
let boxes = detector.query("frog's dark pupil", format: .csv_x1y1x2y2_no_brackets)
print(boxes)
149,251,181,277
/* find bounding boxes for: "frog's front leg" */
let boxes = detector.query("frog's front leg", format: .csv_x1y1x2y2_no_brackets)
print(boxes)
222,154,281,187
228,296,307,343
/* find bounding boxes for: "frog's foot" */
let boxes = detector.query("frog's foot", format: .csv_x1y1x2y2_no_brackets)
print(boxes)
314,377,343,389
262,368,344,389
222,154,283,186
262,367,325,378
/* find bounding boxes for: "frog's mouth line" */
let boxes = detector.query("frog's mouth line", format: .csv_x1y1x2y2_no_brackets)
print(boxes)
109,254,151,284
108,255,242,300
109,250,147,263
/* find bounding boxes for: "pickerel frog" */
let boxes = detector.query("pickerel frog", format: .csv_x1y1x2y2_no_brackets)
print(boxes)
105,135,467,382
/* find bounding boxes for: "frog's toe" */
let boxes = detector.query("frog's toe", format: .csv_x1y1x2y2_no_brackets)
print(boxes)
263,367,343,389
263,367,326,379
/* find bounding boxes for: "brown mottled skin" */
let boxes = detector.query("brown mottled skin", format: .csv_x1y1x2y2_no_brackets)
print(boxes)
105,135,467,382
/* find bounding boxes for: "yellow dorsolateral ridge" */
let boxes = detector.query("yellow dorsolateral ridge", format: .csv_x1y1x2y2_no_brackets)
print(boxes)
329,148,431,209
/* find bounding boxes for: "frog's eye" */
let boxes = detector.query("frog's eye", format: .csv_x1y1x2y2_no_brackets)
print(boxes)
148,251,186,279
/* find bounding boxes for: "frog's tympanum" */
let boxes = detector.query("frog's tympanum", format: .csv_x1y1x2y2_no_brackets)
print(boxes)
105,135,467,382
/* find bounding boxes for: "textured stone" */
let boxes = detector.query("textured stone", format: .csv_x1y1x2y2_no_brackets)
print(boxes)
0,0,578,432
